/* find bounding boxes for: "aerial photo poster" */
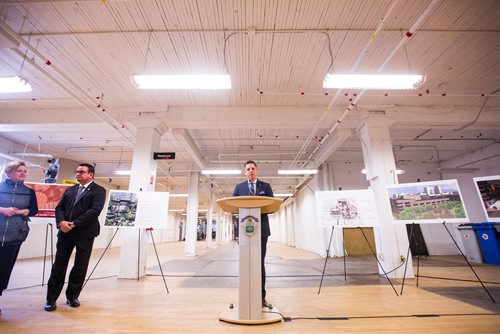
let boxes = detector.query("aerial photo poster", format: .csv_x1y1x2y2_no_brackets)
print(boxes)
386,179,469,224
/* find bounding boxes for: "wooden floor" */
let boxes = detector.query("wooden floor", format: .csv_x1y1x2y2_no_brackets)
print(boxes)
1,240,499,333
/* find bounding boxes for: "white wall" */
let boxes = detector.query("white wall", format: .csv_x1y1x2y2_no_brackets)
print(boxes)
268,156,496,259
15,142,500,261
271,162,371,257
427,142,500,255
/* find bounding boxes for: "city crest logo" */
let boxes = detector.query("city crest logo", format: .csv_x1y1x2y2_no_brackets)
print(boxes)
240,215,259,237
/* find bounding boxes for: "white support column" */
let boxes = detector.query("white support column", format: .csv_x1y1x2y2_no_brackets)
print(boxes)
184,171,199,256
220,212,224,243
215,210,222,243
222,211,227,242
228,214,232,241
206,187,214,248
224,212,230,242
359,123,414,278
225,213,230,241
216,209,222,245
119,124,161,278
224,211,229,242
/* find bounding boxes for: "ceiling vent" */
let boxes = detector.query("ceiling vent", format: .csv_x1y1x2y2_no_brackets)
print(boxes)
368,110,386,115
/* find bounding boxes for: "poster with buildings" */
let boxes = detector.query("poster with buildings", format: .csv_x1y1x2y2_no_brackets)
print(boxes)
25,182,71,219
104,190,169,228
473,175,500,222
386,179,468,224
315,189,380,228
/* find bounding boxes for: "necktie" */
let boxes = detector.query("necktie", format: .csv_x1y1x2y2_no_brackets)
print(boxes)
74,185,85,203
249,182,256,195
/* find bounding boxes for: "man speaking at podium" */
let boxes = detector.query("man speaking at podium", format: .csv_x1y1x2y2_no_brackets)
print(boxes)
233,160,274,308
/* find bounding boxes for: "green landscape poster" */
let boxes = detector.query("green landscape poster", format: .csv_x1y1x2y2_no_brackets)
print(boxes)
386,179,468,224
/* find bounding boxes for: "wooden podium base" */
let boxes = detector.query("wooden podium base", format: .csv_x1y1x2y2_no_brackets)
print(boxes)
219,307,282,325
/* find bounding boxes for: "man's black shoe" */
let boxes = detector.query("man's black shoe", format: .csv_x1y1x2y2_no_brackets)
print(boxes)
44,302,57,312
66,299,80,308
262,298,273,309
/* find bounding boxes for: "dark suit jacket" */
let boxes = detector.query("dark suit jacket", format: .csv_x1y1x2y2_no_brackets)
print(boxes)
55,181,106,239
233,179,274,237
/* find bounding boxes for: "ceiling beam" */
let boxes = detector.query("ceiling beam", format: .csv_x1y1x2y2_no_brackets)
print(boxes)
172,129,207,170
310,129,352,168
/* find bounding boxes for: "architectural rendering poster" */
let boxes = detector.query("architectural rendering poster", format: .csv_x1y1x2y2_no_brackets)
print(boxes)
386,179,468,224
25,182,71,219
315,189,380,228
104,190,169,228
473,175,500,222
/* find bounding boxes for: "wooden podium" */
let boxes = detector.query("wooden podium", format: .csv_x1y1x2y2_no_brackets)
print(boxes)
216,196,283,325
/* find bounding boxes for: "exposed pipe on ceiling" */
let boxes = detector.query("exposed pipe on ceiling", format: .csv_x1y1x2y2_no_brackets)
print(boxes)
302,0,441,169
293,0,399,170
16,29,493,38
454,153,500,169
275,0,403,193
9,47,134,143
454,88,500,131
0,20,135,145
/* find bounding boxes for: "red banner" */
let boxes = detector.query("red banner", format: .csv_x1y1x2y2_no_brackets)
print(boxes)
25,182,71,219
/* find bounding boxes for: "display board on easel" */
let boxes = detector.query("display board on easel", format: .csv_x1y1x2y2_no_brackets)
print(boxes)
473,175,500,222
103,190,169,228
315,189,397,296
386,179,469,224
391,179,495,303
315,189,380,227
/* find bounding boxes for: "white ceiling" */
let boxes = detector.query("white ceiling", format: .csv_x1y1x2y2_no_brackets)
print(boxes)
1,0,499,210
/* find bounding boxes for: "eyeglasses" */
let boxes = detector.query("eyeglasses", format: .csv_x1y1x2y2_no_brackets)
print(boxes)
75,170,88,174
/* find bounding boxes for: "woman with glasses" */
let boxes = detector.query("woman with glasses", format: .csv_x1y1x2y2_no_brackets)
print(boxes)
0,160,38,311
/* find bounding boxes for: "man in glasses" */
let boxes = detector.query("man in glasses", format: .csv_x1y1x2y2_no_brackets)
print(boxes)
45,163,106,312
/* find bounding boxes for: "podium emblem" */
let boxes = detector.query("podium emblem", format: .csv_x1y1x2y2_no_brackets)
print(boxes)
240,215,259,237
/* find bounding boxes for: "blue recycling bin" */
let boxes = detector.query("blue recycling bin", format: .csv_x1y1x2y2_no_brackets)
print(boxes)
472,223,500,265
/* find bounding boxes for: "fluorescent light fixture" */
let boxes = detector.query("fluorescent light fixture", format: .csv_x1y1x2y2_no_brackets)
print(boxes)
323,74,425,90
274,193,293,197
201,169,241,175
13,152,53,158
362,168,405,174
278,169,318,175
168,209,184,212
169,194,189,198
133,74,231,90
0,76,32,93
114,170,132,176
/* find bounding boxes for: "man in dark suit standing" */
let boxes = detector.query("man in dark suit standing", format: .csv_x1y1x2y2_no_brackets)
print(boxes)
232,160,274,308
45,163,106,311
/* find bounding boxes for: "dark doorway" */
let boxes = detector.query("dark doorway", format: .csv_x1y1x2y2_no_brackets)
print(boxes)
406,224,429,256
